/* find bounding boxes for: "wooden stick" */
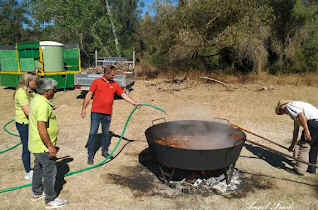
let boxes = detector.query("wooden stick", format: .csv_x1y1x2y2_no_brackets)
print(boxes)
246,138,318,168
200,76,229,88
231,123,290,151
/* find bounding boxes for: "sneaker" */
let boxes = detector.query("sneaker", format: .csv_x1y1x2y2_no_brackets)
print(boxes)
87,158,94,165
24,170,33,181
45,197,68,209
102,152,114,160
31,192,45,201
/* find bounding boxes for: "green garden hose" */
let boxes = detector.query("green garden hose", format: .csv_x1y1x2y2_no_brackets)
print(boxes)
0,120,21,154
0,104,166,194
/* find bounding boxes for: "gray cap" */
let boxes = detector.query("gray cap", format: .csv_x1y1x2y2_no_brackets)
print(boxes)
36,78,58,94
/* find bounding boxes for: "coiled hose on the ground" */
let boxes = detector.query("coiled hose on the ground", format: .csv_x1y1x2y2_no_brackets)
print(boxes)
0,104,166,194
0,120,21,154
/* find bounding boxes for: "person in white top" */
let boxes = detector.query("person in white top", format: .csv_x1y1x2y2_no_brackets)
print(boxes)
276,100,318,174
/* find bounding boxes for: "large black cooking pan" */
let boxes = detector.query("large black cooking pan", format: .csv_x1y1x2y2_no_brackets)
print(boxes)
145,120,246,170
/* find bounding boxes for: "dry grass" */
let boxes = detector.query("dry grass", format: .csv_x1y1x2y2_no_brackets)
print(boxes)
135,60,158,79
136,63,318,87
202,71,318,87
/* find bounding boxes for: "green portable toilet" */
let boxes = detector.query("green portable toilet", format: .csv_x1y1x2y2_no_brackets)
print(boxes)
40,41,64,72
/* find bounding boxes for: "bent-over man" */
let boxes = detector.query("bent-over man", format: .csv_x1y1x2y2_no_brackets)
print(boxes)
275,100,318,175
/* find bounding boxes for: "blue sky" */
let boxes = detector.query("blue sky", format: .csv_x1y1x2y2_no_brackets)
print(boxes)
139,0,177,15
17,0,171,15
17,0,171,17
142,0,154,7
140,0,155,15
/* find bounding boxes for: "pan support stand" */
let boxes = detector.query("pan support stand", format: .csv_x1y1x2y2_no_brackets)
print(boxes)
158,165,175,183
225,163,235,185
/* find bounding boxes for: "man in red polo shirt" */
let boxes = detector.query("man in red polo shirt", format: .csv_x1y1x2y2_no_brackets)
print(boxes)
81,66,138,165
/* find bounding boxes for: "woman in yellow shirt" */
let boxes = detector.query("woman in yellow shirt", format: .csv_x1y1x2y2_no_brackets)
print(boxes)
14,72,37,180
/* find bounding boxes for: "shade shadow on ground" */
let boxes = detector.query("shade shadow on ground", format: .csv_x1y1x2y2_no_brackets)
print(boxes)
84,131,133,154
55,156,73,196
84,133,105,151
100,135,155,197
107,169,155,197
244,143,294,171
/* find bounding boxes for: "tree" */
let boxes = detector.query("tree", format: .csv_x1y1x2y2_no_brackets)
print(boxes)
29,0,140,60
138,0,274,73
0,0,30,45
138,0,318,74
268,0,318,73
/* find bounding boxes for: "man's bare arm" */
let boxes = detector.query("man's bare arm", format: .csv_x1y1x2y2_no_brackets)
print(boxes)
298,112,311,141
81,91,93,119
121,93,138,106
37,121,57,157
289,121,299,152
21,104,30,117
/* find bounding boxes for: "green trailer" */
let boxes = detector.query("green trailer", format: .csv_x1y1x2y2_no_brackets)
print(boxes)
0,41,81,89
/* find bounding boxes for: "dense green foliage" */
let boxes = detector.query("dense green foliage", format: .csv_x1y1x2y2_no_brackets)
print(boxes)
139,0,318,74
29,0,139,58
1,0,318,73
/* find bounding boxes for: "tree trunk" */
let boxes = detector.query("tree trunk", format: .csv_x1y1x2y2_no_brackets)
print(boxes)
257,59,262,74
104,0,120,56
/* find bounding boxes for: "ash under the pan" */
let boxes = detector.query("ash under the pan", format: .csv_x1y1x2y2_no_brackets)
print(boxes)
168,169,242,194
139,148,243,195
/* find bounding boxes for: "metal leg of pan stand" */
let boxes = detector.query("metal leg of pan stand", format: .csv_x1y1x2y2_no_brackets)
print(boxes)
158,165,175,183
225,163,235,185
158,166,167,183
168,168,176,181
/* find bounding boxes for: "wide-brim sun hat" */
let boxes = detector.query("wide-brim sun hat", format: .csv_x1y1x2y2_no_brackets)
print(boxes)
275,99,291,114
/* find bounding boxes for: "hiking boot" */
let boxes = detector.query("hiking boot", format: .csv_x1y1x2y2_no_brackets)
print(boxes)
45,197,68,209
101,152,114,160
24,170,33,181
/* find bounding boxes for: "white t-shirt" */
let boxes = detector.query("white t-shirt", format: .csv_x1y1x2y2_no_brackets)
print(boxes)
285,101,318,124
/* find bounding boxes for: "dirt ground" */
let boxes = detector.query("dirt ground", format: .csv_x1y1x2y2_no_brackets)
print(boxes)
1,78,318,210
